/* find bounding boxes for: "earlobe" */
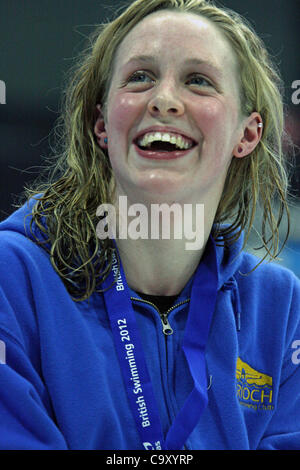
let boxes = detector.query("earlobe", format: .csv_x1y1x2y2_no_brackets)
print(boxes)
233,112,263,159
94,104,108,149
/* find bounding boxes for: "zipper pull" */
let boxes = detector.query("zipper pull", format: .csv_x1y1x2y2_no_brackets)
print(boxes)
160,313,173,336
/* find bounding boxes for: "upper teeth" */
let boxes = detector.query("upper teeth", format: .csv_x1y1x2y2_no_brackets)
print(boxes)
137,132,193,150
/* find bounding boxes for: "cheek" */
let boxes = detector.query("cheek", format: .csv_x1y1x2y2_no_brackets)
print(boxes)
105,93,145,174
193,99,227,133
193,99,239,154
107,93,144,136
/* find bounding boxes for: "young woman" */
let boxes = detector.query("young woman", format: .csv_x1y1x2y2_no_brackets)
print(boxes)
0,0,299,450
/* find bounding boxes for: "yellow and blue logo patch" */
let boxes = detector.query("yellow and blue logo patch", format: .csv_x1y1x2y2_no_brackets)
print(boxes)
236,358,274,411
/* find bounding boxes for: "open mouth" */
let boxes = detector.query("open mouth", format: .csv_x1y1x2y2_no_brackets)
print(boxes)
133,139,198,161
137,140,196,152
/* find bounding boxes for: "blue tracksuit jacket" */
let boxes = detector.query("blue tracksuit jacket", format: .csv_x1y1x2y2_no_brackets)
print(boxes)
0,197,300,450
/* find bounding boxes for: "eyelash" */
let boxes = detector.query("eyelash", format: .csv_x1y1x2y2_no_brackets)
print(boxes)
126,71,213,88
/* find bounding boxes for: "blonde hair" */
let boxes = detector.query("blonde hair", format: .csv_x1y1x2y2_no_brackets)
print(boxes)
22,0,293,301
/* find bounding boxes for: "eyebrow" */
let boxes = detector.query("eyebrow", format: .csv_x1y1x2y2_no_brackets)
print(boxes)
123,54,222,77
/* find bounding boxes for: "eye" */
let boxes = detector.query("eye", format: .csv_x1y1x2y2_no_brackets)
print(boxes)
187,74,213,87
127,71,154,84
122,71,215,90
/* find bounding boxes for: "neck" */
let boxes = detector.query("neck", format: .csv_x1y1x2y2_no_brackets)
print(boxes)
116,238,208,296
110,190,216,296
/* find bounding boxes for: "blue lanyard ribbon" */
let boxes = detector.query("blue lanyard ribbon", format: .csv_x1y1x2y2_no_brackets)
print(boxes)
102,237,218,450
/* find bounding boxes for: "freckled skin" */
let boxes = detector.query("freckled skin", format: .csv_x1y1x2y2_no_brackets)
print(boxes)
99,11,260,208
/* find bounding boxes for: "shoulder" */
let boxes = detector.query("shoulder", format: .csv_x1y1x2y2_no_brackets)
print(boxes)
236,251,300,342
0,227,65,349
238,250,299,294
0,228,51,281
0,196,51,274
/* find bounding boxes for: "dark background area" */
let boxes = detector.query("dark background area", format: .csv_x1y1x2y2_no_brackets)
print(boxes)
0,0,300,223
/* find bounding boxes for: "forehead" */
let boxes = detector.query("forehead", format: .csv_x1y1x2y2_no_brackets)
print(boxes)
114,10,238,72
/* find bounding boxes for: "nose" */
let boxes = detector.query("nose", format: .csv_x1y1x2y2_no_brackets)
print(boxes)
147,81,185,117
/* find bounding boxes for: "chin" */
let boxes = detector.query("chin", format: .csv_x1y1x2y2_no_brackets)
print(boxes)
138,169,188,194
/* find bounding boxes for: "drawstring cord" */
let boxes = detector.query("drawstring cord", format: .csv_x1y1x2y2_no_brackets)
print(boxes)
222,277,241,332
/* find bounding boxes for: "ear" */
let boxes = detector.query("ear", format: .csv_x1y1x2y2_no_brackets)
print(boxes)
233,112,263,158
94,104,108,149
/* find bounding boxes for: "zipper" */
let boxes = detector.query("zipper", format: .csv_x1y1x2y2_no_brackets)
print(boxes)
130,297,190,335
160,313,174,336
130,296,191,450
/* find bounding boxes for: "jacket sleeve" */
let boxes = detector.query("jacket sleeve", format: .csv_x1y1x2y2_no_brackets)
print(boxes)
258,275,300,450
0,324,69,450
0,234,69,450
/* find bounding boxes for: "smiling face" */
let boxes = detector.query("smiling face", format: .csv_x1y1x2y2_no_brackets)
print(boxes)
95,10,260,208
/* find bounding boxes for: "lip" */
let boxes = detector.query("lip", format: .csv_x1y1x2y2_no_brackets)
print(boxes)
134,126,197,145
133,142,197,160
